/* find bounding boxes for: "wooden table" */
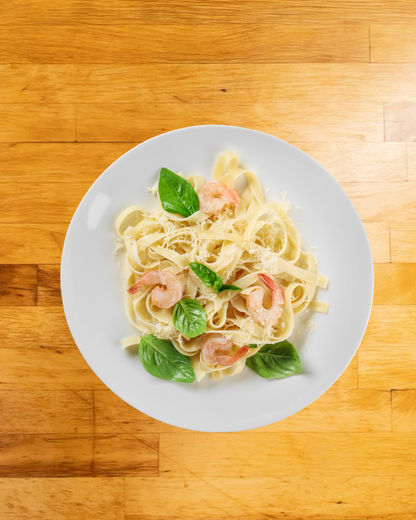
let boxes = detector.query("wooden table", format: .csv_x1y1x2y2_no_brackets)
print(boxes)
1,2,416,519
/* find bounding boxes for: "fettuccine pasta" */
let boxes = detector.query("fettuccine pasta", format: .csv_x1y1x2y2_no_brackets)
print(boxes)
116,152,329,382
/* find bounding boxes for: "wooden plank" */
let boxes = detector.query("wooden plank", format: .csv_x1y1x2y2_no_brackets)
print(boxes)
371,24,416,63
0,347,107,389
0,390,94,434
37,265,61,306
359,305,416,390
77,103,383,142
0,224,66,264
0,265,37,306
93,434,159,477
0,183,89,224
342,181,416,221
393,390,416,431
159,432,416,477
0,142,134,182
261,387,391,432
3,0,416,25
408,143,416,180
0,307,74,347
0,478,124,520
0,25,369,64
3,64,416,104
0,104,75,142
374,264,416,304
364,222,390,263
391,223,416,262
126,475,416,520
0,433,158,477
95,357,362,434
298,141,406,182
0,141,405,183
385,102,416,142
0,434,92,477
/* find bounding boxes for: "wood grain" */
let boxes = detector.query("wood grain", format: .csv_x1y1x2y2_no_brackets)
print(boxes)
0,307,74,347
374,264,416,304
3,0,416,25
0,143,135,182
0,224,66,264
385,102,416,142
0,478,124,520
408,143,416,179
391,223,416,262
371,25,416,63
364,222,390,263
359,305,416,390
0,141,405,183
125,475,416,520
3,64,416,104
0,433,158,477
342,181,416,221
0,265,37,306
159,432,416,477
0,391,94,434
0,183,89,224
0,104,75,142
0,25,369,64
37,265,61,306
77,103,383,142
0,347,107,389
393,390,416,431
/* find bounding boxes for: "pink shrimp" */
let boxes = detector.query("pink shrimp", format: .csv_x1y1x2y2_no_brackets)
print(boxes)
127,271,183,309
201,334,249,367
198,182,240,215
246,274,285,326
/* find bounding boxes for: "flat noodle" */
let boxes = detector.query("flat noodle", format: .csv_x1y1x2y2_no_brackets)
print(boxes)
116,152,329,381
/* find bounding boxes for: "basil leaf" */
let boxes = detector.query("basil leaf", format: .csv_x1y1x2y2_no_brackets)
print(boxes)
217,284,242,293
139,334,195,383
189,262,242,294
213,280,224,293
189,262,223,288
173,299,206,338
158,167,200,217
246,340,301,379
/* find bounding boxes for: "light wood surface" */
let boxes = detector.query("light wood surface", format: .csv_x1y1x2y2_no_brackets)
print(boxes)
0,2,415,518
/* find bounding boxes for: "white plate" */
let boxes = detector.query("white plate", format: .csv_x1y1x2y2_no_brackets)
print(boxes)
61,125,373,432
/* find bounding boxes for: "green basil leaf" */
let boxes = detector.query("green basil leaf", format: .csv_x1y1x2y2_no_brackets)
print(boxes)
246,340,301,379
139,334,195,383
173,299,207,338
189,262,223,288
249,344,258,349
217,284,242,293
213,280,224,293
158,168,200,217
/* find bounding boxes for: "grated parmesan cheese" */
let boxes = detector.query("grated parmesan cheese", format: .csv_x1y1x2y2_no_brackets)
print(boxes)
146,184,158,196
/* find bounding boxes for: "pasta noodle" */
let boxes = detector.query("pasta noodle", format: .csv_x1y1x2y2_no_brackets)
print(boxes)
116,152,329,381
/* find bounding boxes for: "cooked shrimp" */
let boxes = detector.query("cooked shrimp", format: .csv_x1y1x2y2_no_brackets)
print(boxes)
127,271,183,309
201,334,249,367
246,274,285,326
198,182,240,215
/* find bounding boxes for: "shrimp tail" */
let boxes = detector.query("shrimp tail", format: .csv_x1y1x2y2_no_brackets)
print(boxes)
127,279,144,295
231,345,250,363
258,273,275,289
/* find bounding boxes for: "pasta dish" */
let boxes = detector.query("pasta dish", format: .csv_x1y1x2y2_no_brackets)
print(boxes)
116,152,329,383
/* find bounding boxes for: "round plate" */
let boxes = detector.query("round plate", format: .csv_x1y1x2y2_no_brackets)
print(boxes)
61,125,373,432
